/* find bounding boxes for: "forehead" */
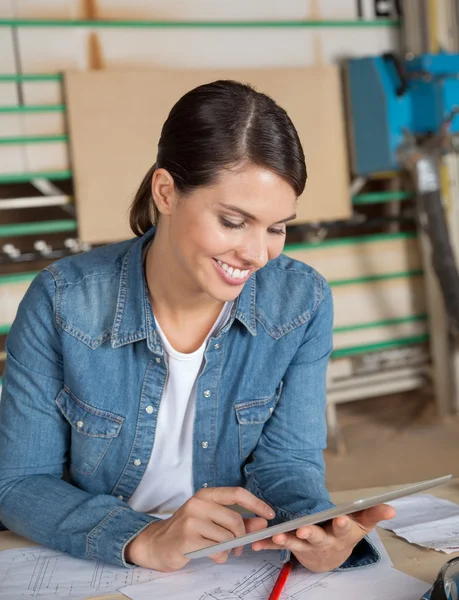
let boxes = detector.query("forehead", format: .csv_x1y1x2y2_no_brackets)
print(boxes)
202,165,297,216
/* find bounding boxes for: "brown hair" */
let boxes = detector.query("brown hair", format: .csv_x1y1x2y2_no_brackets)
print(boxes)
129,79,307,237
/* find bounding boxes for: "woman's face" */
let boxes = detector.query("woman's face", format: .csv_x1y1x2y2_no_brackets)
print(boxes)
161,164,298,303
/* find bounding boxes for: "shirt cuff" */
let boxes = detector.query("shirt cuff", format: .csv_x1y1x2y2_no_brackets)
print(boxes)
86,506,159,567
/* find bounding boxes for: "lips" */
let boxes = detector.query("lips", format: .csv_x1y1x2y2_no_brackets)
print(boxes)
213,259,252,285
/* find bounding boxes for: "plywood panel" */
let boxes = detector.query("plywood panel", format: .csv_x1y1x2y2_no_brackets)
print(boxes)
333,320,428,350
0,84,19,106
0,28,16,73
0,280,33,327
284,236,422,282
23,113,66,136
22,82,64,105
24,142,69,171
0,147,25,174
332,276,426,328
65,66,351,244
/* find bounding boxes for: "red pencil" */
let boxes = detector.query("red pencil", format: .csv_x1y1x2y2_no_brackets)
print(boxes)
268,560,293,600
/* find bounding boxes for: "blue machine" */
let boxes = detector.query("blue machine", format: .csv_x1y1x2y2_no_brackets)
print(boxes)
347,53,459,175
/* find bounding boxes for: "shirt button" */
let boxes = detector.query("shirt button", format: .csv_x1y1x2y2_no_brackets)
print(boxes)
269,407,274,413
214,343,220,350
133,459,142,466
145,405,154,414
201,441,209,449
155,357,161,363
203,390,211,398
117,495,124,501
202,483,208,488
76,421,84,429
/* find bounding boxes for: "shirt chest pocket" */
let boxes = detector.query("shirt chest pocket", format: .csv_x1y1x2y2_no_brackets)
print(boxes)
234,382,283,461
56,387,124,476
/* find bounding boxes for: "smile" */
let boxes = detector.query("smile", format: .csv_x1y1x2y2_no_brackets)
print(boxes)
213,259,252,285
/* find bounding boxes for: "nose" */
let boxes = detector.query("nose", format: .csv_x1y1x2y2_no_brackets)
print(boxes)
239,232,269,269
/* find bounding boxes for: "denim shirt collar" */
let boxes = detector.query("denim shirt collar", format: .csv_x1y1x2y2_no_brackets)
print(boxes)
111,228,257,351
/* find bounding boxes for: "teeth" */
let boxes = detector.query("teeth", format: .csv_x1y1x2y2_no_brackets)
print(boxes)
216,260,250,279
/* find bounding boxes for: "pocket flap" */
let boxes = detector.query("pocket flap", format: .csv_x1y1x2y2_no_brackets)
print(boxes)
56,386,124,438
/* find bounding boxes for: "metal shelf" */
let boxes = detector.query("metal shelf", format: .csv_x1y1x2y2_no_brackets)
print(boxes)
284,231,417,252
329,269,423,287
0,220,77,237
331,334,430,359
334,314,428,334
352,191,415,205
0,18,400,28
0,105,65,113
0,171,72,183
0,135,68,145
0,74,62,81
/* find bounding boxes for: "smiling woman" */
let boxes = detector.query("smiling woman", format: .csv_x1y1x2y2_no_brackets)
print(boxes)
0,79,394,575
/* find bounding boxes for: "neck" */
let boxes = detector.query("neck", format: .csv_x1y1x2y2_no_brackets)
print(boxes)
144,227,224,324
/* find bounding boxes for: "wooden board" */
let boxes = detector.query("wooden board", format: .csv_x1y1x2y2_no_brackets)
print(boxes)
284,235,422,283
64,67,351,244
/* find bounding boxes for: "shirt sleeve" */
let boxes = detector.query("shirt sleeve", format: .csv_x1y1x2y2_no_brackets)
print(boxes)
243,282,380,569
0,269,157,567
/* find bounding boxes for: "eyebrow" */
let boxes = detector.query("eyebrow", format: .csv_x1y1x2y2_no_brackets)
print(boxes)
219,203,297,224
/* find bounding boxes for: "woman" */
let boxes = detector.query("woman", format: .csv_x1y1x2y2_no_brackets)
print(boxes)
0,80,394,572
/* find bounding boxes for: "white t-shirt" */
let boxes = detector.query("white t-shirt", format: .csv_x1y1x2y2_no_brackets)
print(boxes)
128,301,233,518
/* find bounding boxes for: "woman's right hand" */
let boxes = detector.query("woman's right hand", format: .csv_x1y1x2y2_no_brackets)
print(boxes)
124,486,274,571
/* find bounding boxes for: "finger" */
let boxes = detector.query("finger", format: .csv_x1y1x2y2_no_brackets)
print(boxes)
235,518,269,555
351,504,396,532
209,550,231,564
207,506,247,541
234,518,269,557
332,516,352,538
295,524,328,546
198,487,275,520
253,533,306,554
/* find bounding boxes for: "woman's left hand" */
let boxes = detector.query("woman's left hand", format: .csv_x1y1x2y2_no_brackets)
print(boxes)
251,504,396,572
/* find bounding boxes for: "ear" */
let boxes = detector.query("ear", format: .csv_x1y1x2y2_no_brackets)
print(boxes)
151,168,178,217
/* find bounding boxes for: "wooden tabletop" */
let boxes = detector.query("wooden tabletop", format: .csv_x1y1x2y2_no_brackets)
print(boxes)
2,478,458,599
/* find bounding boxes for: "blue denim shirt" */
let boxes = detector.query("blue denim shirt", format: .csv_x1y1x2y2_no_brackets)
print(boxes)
0,228,379,568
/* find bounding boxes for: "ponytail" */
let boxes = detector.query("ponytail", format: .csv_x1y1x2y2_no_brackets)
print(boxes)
129,163,159,237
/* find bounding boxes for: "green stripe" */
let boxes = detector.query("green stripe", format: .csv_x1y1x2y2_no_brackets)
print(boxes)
0,19,401,28
0,170,72,183
284,232,417,252
331,334,430,359
0,104,65,113
0,134,68,145
334,314,428,334
0,271,38,285
0,220,77,237
352,191,415,205
0,74,62,82
0,325,11,336
329,269,423,287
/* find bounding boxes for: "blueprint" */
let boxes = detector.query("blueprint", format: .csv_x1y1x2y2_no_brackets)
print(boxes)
0,545,208,599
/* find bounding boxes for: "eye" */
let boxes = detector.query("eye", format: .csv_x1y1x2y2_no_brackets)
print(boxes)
268,228,286,236
220,217,245,230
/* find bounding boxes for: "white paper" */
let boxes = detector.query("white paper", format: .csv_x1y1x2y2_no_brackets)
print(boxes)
379,494,459,553
120,531,429,600
0,545,209,600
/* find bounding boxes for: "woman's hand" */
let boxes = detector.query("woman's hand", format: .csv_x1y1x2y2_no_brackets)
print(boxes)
251,504,396,572
125,486,274,571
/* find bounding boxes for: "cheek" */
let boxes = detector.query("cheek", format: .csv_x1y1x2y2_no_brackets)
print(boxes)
268,237,286,260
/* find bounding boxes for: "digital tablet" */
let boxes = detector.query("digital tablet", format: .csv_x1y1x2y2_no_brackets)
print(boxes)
185,474,452,560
